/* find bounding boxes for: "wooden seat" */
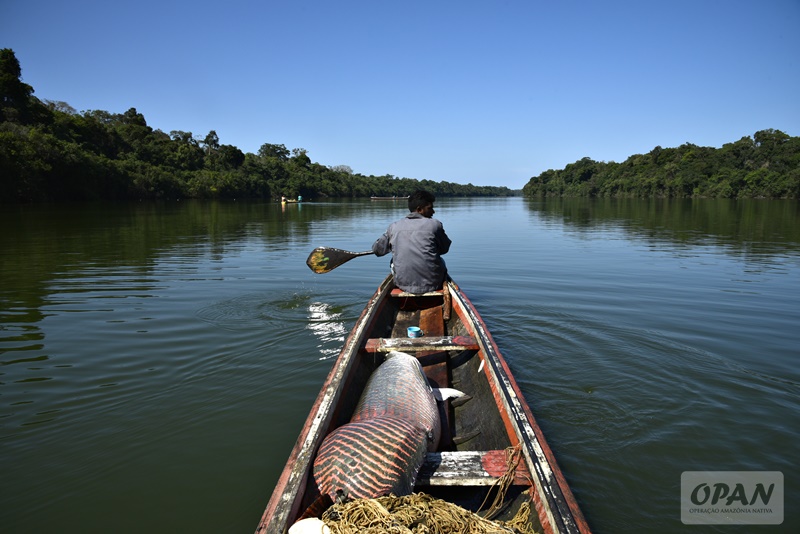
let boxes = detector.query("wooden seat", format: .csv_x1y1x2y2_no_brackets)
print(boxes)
364,335,479,353
416,450,532,486
390,288,445,297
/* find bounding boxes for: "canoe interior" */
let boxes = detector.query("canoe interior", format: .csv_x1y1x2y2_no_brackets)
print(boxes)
256,276,589,533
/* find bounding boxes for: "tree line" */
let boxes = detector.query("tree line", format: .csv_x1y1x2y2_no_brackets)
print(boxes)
1,49,513,203
523,130,799,199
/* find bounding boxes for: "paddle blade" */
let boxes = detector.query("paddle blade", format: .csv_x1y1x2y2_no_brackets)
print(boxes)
306,247,373,274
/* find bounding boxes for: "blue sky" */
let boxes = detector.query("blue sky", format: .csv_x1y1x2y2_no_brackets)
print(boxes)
3,0,799,189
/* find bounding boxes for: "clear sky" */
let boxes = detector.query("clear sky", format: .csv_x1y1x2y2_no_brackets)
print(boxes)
3,0,799,189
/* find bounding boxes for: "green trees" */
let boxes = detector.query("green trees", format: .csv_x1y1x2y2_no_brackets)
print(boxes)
3,48,797,203
258,143,290,160
0,47,516,203
523,131,800,199
1,48,35,123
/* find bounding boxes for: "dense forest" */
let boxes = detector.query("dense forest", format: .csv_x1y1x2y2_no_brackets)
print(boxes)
523,129,799,199
4,48,797,203
1,49,513,203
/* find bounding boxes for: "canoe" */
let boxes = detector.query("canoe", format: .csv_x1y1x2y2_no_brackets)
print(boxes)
255,275,590,533
370,195,409,200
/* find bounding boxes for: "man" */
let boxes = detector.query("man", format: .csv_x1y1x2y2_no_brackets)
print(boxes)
372,190,452,294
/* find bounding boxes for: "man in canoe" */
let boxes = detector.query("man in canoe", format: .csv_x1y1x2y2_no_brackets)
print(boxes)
372,190,452,294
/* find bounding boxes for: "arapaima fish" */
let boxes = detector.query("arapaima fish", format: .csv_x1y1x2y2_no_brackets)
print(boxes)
312,351,446,503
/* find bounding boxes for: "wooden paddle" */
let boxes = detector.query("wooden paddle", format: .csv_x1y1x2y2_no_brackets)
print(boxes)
306,246,374,274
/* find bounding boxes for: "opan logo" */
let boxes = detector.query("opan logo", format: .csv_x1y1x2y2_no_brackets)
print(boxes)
681,471,783,525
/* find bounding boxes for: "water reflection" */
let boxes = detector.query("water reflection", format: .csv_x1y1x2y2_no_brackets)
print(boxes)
306,302,348,360
525,197,800,257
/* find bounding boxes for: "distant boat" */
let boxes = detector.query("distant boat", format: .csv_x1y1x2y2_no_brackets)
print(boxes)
370,195,409,201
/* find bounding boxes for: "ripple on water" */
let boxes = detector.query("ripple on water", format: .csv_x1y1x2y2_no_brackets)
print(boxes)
483,302,799,531
195,291,313,330
195,288,362,360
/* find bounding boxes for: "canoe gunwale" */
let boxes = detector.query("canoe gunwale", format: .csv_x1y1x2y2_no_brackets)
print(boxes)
447,280,590,534
254,276,395,533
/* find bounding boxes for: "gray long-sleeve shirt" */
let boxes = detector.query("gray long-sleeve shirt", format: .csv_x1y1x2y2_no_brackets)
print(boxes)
372,213,451,294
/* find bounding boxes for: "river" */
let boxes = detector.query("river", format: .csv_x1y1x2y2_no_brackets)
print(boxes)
1,197,798,533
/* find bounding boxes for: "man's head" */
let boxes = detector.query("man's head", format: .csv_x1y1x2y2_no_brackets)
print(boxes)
408,190,436,217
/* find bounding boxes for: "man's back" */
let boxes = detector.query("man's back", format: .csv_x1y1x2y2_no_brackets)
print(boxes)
372,191,451,294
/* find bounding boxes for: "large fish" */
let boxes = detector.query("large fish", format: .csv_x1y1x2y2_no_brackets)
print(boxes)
313,351,444,503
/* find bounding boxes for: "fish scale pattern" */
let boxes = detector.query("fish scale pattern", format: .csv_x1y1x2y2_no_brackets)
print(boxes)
313,417,428,500
351,352,440,449
313,352,440,502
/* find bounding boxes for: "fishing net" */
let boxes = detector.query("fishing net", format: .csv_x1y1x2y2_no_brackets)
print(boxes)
320,446,538,534
321,492,536,534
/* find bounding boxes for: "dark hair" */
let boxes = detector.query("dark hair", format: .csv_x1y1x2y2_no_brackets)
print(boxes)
408,190,435,212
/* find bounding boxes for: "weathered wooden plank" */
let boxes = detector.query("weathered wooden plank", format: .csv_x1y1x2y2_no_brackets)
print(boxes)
364,335,479,353
390,288,445,297
419,305,444,338
416,450,532,486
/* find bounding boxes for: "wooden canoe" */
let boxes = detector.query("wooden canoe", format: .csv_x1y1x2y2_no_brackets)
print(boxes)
255,275,590,533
